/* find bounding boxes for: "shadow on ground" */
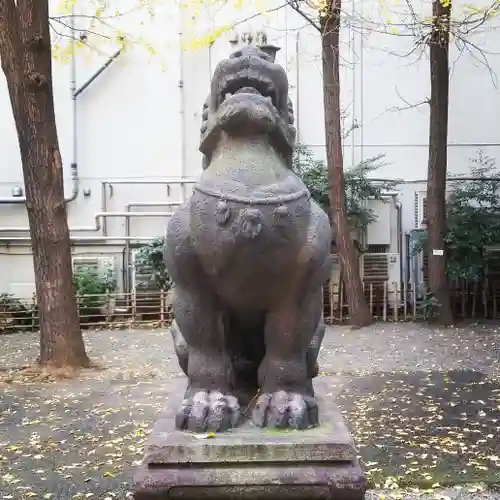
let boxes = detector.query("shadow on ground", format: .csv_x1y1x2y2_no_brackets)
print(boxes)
2,326,500,498
336,369,500,488
0,377,173,499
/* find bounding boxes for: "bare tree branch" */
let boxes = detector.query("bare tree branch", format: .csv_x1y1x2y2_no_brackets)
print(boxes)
286,0,321,32
50,17,111,42
48,20,110,58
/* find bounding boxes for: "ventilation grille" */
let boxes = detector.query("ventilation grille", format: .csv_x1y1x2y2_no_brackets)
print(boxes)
414,192,419,228
72,256,115,275
362,252,389,282
422,249,429,285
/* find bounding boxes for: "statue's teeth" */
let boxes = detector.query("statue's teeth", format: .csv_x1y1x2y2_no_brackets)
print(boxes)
266,96,273,104
225,93,232,100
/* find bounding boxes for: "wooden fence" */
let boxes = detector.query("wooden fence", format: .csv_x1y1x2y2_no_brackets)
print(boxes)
1,280,500,334
324,279,500,323
0,290,173,334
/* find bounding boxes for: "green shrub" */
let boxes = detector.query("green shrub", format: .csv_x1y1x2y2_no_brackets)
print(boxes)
292,142,398,231
134,237,171,290
0,293,37,334
73,265,116,321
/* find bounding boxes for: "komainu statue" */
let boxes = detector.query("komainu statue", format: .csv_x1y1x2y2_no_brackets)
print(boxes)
165,45,332,433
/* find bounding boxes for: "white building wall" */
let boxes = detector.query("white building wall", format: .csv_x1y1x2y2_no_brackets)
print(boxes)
0,0,500,294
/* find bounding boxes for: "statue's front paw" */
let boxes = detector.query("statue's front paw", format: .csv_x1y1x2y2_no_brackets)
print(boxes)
252,390,319,430
176,390,240,432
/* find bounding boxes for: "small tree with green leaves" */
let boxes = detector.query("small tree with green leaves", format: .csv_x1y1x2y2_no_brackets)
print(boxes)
73,264,117,323
134,237,172,290
446,154,500,282
414,151,500,285
292,143,399,235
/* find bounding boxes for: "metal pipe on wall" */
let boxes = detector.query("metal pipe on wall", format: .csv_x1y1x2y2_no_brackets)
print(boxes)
0,236,157,244
356,177,500,184
177,0,188,199
0,180,195,236
69,7,80,204
0,7,80,205
123,201,182,293
100,178,196,235
179,34,187,199
396,201,403,302
0,9,125,206
0,212,173,234
359,0,365,162
124,202,181,243
295,31,300,143
74,49,122,99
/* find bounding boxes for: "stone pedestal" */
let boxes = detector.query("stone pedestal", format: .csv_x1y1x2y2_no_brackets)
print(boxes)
133,380,366,500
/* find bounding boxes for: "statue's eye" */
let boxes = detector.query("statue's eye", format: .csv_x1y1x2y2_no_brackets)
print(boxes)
230,50,243,59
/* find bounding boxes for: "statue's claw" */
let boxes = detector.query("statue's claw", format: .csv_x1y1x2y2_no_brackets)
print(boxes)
176,390,240,433
252,390,318,430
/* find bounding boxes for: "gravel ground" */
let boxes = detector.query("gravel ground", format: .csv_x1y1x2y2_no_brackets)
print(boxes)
1,323,500,499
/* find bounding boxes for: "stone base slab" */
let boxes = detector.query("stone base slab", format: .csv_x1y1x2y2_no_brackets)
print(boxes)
133,379,366,499
134,459,366,499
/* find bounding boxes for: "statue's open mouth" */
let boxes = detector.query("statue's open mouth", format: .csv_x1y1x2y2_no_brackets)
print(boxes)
218,76,278,109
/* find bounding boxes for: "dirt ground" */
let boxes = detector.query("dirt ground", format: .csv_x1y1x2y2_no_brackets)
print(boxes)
1,322,500,499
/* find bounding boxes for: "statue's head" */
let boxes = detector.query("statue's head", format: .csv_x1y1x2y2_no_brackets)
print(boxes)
200,45,296,168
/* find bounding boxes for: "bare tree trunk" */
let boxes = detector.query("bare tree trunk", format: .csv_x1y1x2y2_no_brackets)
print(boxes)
426,0,454,325
321,0,371,327
0,0,90,367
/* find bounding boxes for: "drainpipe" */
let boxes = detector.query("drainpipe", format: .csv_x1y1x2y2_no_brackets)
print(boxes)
0,8,80,205
179,24,187,200
68,7,79,203
76,46,122,236
359,0,365,163
0,25,122,206
395,200,403,302
73,49,122,99
295,31,300,143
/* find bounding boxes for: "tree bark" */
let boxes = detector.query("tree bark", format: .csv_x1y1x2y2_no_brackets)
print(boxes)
321,0,372,327
426,0,454,325
0,0,90,367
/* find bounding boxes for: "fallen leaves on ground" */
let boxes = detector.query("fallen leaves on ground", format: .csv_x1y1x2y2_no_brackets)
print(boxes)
336,369,500,489
1,325,500,498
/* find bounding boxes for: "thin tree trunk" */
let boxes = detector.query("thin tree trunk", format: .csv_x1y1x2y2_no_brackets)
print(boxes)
321,0,371,327
0,0,90,367
426,0,454,325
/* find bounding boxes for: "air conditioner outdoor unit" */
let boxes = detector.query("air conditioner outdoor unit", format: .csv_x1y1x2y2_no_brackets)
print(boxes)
361,252,401,308
72,255,116,276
